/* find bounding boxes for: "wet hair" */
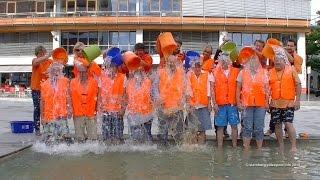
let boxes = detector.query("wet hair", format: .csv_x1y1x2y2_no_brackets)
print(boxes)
134,43,145,51
203,45,213,53
34,45,46,56
254,40,265,46
287,39,296,46
174,37,182,46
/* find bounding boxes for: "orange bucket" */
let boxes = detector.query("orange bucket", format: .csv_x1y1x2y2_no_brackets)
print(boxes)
141,54,153,72
238,47,256,64
123,51,141,71
266,38,281,46
52,47,68,65
157,32,177,58
262,44,275,61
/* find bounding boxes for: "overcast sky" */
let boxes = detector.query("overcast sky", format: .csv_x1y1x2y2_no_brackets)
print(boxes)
311,0,320,25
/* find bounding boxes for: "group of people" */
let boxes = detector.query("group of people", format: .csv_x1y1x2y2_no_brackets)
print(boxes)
30,32,302,151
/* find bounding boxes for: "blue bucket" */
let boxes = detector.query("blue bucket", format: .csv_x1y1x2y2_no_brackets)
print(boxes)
184,51,200,69
10,121,34,133
105,47,123,67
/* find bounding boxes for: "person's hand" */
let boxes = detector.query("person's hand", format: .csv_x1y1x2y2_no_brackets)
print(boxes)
47,51,52,58
207,104,212,112
265,103,270,113
294,100,300,111
212,103,219,113
237,103,244,111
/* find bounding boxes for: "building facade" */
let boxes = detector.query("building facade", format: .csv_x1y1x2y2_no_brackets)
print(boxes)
0,0,311,91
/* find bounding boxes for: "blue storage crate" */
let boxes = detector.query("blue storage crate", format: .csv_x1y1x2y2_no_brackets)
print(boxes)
10,121,34,133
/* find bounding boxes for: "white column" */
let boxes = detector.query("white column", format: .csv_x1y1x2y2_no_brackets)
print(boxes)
297,32,307,91
136,0,140,16
136,29,143,43
219,31,228,46
52,30,61,49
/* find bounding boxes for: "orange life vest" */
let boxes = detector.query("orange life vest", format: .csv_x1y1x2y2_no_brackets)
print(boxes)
202,58,214,72
159,67,184,111
213,66,240,106
269,66,295,100
127,78,153,115
41,77,69,123
293,53,302,74
188,71,209,107
70,77,98,118
100,73,126,112
241,69,267,107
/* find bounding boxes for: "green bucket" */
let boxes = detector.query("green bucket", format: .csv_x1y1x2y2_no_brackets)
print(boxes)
229,49,239,62
221,42,236,53
83,45,101,62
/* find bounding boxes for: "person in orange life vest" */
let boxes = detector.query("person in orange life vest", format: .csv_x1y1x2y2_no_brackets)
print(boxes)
73,42,102,80
99,48,127,144
185,59,213,144
159,37,184,68
31,46,52,136
285,39,303,74
212,54,240,148
268,46,301,152
126,66,154,143
134,43,153,75
156,55,186,145
236,47,269,150
253,39,271,69
40,58,72,144
70,63,98,142
201,45,215,72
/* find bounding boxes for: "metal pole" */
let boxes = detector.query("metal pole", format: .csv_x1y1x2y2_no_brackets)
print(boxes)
308,73,310,101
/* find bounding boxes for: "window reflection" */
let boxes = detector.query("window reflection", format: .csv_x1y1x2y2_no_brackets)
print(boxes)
242,33,252,46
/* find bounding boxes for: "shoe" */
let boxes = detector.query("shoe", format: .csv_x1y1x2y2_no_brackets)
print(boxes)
264,130,272,136
269,133,277,139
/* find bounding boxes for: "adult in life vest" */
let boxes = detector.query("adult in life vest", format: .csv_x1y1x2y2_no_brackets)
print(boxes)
156,55,186,145
134,43,153,76
98,48,127,144
40,51,72,144
31,45,52,136
126,65,154,143
285,39,303,74
185,58,213,144
73,42,101,80
201,45,215,72
269,46,301,152
70,62,99,142
236,47,269,150
212,53,240,148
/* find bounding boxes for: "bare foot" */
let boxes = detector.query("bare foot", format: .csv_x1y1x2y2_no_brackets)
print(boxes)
291,147,297,152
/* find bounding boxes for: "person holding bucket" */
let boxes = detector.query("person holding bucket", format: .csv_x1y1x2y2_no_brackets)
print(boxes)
185,53,213,144
156,55,186,145
40,48,72,144
134,43,153,75
201,45,215,72
236,47,269,150
212,53,240,148
99,47,127,144
124,51,154,143
31,45,52,136
70,60,99,143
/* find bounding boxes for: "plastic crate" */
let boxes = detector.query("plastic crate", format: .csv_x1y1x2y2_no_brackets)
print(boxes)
10,121,34,133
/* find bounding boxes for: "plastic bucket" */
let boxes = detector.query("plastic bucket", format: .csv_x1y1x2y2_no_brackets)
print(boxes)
238,47,256,64
10,121,34,133
123,51,141,71
184,51,200,68
141,54,153,72
221,42,237,53
229,49,239,62
266,38,281,46
83,45,101,62
52,47,68,65
105,47,123,66
158,32,177,58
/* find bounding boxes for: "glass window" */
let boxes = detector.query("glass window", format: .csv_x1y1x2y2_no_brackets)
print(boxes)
119,0,127,11
67,0,76,12
61,32,69,45
99,32,108,46
130,32,136,44
109,31,118,45
142,0,150,12
0,2,6,13
89,31,98,45
172,0,180,11
77,0,86,11
7,2,16,14
242,33,252,46
151,0,159,11
129,0,136,12
252,34,261,42
46,1,54,12
111,0,117,12
17,1,33,13
119,32,129,45
161,0,171,11
78,32,88,45
36,1,46,13
232,33,241,47
87,0,97,11
261,34,269,41
68,32,78,46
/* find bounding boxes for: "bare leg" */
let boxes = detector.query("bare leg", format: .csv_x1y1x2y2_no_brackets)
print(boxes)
284,122,297,152
275,123,284,150
217,127,224,149
231,126,238,148
243,137,251,150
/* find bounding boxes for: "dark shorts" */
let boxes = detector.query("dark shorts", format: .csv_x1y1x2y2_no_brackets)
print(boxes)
270,107,295,124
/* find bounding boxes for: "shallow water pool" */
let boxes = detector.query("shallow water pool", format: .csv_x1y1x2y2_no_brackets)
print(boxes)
0,141,320,179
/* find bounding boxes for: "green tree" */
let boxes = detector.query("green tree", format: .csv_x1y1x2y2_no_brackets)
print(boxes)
306,27,320,71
